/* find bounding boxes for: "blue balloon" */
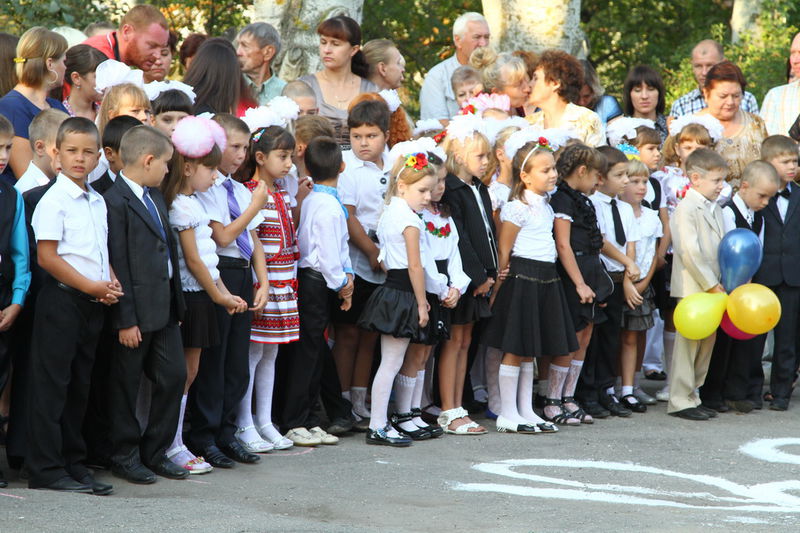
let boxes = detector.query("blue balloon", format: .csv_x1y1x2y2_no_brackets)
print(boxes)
718,228,763,292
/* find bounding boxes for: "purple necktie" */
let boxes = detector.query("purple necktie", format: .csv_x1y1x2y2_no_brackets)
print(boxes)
222,179,253,260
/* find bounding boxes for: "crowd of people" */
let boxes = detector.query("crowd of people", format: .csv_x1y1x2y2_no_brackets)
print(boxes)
0,5,799,496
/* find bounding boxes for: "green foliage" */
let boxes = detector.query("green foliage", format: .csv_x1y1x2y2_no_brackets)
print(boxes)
0,0,120,34
146,1,253,38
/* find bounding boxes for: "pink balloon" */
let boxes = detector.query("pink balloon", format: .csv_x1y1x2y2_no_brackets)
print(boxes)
721,311,756,340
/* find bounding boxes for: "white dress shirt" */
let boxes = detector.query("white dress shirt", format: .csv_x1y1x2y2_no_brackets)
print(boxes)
15,161,50,194
119,172,173,278
722,192,765,243
590,190,640,272
168,193,219,291
419,55,461,121
297,187,353,290
776,182,792,222
759,80,800,135
631,205,663,280
196,171,263,259
500,190,557,263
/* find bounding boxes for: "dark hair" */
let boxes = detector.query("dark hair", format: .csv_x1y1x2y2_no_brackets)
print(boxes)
704,60,747,92
631,126,662,148
0,33,20,97
556,143,606,180
183,38,241,114
347,99,390,132
179,33,207,68
597,145,628,170
162,144,222,207
56,116,100,148
305,136,342,181
622,65,666,116
212,113,250,136
151,89,193,116
316,15,369,78
102,115,142,151
167,30,179,54
119,125,172,167
63,44,108,88
243,125,296,179
511,143,555,203
535,49,584,104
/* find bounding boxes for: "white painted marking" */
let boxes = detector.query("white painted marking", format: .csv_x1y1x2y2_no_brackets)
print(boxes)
740,438,800,465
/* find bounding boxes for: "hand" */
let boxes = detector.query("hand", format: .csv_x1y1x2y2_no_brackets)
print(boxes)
623,279,643,309
472,277,494,297
576,283,595,304
340,295,352,311
625,262,641,281
88,280,124,303
250,285,268,312
418,303,429,328
707,284,725,294
634,280,648,294
250,179,269,207
219,294,246,314
296,177,313,203
497,266,510,282
0,304,22,331
119,326,142,349
368,249,382,272
340,275,354,299
655,254,667,270
442,287,460,308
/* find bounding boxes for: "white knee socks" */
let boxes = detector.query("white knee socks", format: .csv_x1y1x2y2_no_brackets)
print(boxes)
254,343,280,441
499,364,527,424
411,370,427,427
369,335,409,434
168,394,196,466
518,361,544,424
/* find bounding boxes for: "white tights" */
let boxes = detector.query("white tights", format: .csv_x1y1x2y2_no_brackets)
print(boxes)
369,335,410,436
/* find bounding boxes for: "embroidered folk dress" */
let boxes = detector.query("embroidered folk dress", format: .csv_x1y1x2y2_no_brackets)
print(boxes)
245,180,300,344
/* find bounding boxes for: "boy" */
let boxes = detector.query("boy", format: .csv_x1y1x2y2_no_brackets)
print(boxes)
14,109,68,194
28,117,123,493
282,80,319,117
580,146,641,418
285,115,333,215
105,125,188,484
334,100,391,427
754,135,800,411
0,116,31,488
91,115,143,194
189,113,269,468
668,148,728,420
285,136,354,446
700,160,779,413
451,66,483,111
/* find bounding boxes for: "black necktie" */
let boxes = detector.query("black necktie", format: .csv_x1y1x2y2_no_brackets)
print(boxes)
610,198,626,246
779,187,791,199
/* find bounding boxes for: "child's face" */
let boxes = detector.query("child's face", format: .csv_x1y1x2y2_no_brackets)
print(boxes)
621,173,648,205
455,81,481,109
294,96,318,116
482,109,509,120
151,111,188,137
690,168,726,202
431,167,447,203
675,139,704,166
219,130,250,176
188,163,217,193
258,148,293,180
40,140,58,177
55,132,100,181
738,178,779,212
638,143,661,171
599,162,629,197
104,147,122,175
460,142,489,178
0,134,13,174
767,154,798,185
113,95,149,123
349,124,386,165
142,150,173,188
521,151,557,195
399,174,436,212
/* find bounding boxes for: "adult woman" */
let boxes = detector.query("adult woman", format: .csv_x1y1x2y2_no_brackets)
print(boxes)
697,61,767,189
621,65,668,142
578,60,622,126
184,37,246,115
0,33,20,98
526,50,604,146
179,33,208,72
0,27,68,184
145,30,178,83
362,39,406,90
61,44,107,121
299,16,379,146
470,48,531,115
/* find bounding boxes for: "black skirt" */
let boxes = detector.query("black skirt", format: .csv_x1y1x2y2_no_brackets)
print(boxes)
418,259,452,346
557,252,613,332
331,274,380,325
451,277,492,325
484,257,578,358
357,269,425,342
181,290,220,348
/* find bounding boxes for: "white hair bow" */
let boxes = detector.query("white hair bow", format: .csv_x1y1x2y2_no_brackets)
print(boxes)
669,113,724,142
143,80,197,104
605,117,656,147
94,59,144,92
378,89,402,113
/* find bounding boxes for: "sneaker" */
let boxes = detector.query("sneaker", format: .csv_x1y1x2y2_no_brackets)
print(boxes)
633,387,657,405
285,427,322,447
309,426,339,445
656,386,670,402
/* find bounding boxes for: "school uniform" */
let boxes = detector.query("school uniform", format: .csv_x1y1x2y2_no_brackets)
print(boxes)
752,182,800,408
105,174,187,470
668,188,724,414
91,169,116,195
14,161,51,195
700,195,765,407
621,206,662,331
27,174,110,488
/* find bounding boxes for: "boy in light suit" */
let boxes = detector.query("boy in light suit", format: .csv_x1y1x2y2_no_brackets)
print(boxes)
668,149,728,421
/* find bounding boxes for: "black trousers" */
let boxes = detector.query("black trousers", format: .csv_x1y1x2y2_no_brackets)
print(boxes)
6,295,33,467
700,329,765,403
26,283,104,487
109,322,185,468
81,310,115,466
188,266,253,449
310,340,352,426
577,279,623,403
762,284,800,401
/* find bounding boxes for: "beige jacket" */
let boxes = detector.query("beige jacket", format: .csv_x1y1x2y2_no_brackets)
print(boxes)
670,188,723,298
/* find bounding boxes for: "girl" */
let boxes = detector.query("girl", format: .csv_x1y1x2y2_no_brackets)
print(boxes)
548,143,612,424
357,147,438,447
60,44,106,121
235,125,299,452
487,125,522,224
145,83,195,137
619,159,662,412
437,115,496,435
162,116,248,473
97,83,150,135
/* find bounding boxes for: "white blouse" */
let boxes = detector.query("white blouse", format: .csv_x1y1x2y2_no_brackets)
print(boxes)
488,180,511,212
500,190,557,263
169,194,219,292
420,207,471,296
377,196,425,270
632,206,663,281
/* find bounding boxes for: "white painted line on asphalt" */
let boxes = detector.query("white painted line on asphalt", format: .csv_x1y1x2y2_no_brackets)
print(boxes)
740,438,800,465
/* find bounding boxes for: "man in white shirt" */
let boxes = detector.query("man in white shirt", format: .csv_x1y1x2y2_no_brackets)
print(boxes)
760,32,800,135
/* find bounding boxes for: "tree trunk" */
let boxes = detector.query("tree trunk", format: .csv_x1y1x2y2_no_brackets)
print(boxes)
731,0,763,43
251,0,365,82
481,0,586,57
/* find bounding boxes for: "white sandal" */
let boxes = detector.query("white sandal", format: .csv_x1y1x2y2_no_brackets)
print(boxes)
437,407,487,435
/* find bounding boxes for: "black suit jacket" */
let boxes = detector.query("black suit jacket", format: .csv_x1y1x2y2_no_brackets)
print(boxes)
754,184,800,287
105,176,185,332
22,181,57,295
92,171,115,195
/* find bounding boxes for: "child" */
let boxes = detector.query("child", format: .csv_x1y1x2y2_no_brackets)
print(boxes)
438,115,495,435
162,115,249,472
282,80,319,117
146,85,194,137
287,136,354,446
584,146,641,418
754,135,800,411
451,66,483,110
549,143,612,423
91,115,142,194
0,115,31,488
234,124,299,453
357,146,438,446
14,109,68,194
701,160,779,413
618,159,663,413
487,125,522,224
668,148,728,420
333,99,391,425
105,125,189,483
28,117,122,494
190,113,270,466
484,133,576,434
97,83,151,135
285,114,332,216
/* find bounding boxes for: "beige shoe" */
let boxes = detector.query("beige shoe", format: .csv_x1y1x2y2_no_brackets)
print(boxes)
284,427,321,447
309,426,339,445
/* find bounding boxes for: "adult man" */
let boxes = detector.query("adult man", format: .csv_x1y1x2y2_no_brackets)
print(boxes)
236,22,287,106
419,12,490,122
669,40,759,118
760,32,800,136
83,4,169,75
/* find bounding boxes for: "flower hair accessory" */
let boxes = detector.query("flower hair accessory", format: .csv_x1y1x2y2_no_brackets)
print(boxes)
95,59,144,92
468,92,512,113
143,80,196,104
267,95,300,124
172,116,227,158
605,117,655,147
505,127,558,161
616,143,641,161
378,89,401,113
242,106,284,134
413,118,444,137
445,113,487,142
414,136,446,163
669,113,724,142
405,152,429,170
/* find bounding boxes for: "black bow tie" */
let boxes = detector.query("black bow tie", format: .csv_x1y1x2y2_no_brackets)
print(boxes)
779,187,792,199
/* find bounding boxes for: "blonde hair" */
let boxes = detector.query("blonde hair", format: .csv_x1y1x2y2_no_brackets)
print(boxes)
362,39,398,78
386,155,437,204
28,108,69,148
444,131,491,176
662,123,715,166
469,48,528,93
97,83,151,135
15,27,68,88
761,134,798,161
484,125,521,185
627,159,650,179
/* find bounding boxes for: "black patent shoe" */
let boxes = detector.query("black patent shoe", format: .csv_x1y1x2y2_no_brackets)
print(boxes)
411,408,444,438
620,394,647,413
391,412,432,441
599,394,632,417
365,425,412,447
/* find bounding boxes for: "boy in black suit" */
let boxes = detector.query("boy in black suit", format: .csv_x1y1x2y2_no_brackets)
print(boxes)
105,126,188,483
91,115,142,194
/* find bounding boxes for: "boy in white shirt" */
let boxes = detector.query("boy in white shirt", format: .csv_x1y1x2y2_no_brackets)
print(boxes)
14,109,68,194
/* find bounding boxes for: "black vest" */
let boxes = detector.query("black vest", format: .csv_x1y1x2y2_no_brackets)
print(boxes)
724,199,763,235
643,177,662,212
0,181,18,284
753,185,800,287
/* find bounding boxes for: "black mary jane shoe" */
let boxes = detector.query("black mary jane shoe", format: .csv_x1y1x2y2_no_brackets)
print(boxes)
619,394,648,413
365,425,412,447
391,412,432,441
411,408,444,438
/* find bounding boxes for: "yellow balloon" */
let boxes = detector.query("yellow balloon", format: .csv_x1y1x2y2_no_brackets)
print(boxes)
674,292,729,340
727,283,782,335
